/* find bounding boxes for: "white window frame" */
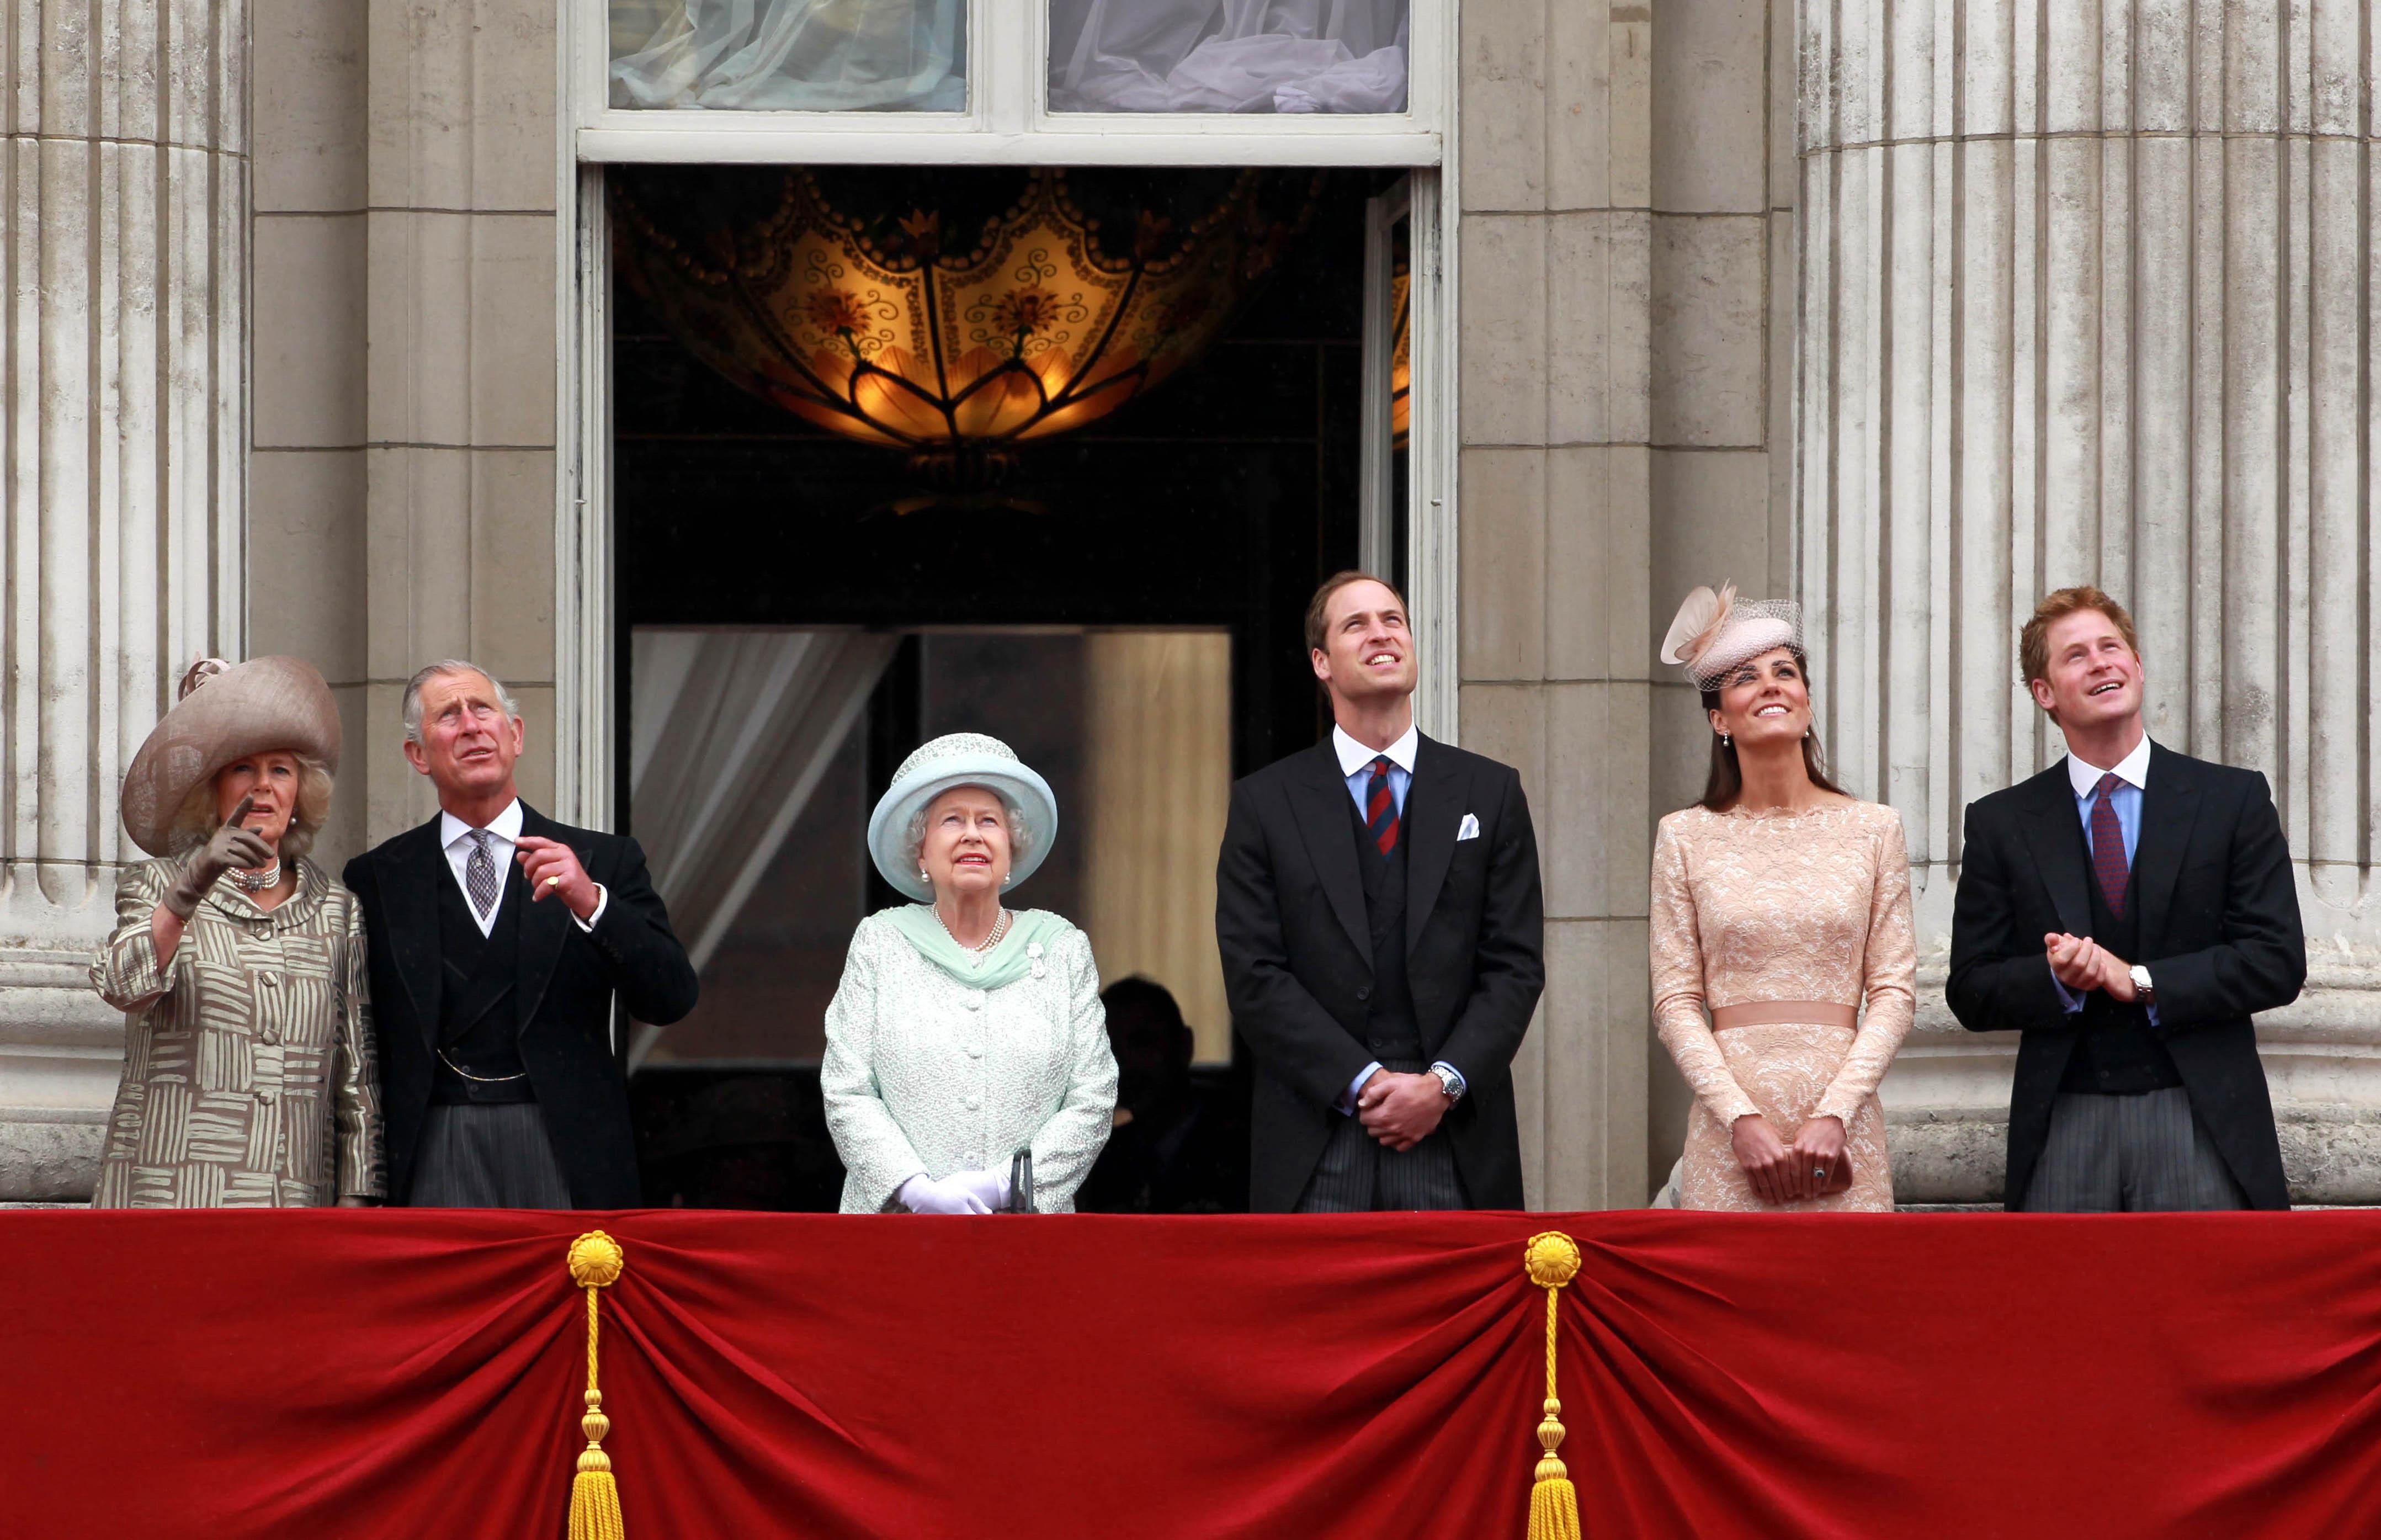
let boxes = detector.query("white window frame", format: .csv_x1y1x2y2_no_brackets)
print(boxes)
552,0,1460,824
576,0,1446,167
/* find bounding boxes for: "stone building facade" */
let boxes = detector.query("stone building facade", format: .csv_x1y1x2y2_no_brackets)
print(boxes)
4,0,2377,1208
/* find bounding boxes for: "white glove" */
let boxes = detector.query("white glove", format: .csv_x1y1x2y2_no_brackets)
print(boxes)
949,1169,1010,1212
897,1173,993,1214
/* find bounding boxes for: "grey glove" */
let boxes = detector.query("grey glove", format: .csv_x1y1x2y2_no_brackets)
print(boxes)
162,796,275,920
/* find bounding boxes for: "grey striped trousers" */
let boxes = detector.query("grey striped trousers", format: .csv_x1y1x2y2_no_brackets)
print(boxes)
2020,1087,2247,1213
1294,1061,1470,1213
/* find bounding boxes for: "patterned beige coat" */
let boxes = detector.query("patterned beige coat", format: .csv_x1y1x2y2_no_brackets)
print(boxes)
91,857,385,1207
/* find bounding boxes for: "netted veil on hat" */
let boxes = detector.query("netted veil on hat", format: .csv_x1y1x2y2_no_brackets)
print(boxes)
866,732,1059,902
119,655,343,857
1660,583,1803,691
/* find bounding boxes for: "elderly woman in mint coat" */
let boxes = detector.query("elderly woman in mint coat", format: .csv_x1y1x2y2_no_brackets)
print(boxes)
822,732,1118,1214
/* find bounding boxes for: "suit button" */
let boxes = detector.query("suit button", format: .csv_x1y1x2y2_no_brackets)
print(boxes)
1357,986,1372,1001
964,993,984,1011
964,1095,981,1111
254,1088,276,1104
261,1028,280,1046
966,1043,984,1058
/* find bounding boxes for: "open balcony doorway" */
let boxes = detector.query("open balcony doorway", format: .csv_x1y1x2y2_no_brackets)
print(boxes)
608,164,1407,1210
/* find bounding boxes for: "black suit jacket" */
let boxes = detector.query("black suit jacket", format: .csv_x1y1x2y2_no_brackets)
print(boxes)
344,804,699,1207
1216,735,1545,1212
1946,745,2304,1210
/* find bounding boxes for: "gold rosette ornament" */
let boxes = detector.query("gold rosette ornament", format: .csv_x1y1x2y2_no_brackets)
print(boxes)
1522,1231,1583,1540
566,1230,628,1540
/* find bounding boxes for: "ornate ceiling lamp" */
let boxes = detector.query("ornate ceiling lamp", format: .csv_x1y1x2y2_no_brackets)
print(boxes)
612,166,1317,496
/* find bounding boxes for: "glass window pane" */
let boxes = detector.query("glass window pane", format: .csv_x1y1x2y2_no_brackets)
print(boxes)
612,0,967,111
1046,0,1409,113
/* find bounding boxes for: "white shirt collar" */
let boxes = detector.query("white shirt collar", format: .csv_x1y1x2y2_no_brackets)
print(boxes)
440,797,524,850
1333,722,1420,779
2066,736,2154,798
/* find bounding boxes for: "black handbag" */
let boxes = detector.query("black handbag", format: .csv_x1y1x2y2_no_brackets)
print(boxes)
1002,1149,1037,1214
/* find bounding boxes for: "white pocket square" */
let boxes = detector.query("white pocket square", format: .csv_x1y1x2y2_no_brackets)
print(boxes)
1456,813,1481,842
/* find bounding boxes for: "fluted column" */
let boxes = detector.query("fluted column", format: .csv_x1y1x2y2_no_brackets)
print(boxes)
0,0,247,1197
1798,0,2381,1202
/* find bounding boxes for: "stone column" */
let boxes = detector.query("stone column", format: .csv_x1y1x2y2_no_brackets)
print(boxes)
1,0,247,1197
1798,0,2381,1202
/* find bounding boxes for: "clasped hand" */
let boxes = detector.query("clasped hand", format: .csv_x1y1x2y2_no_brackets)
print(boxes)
899,1170,1009,1214
1730,1113,1846,1205
2044,932,2139,1002
1357,1071,1448,1152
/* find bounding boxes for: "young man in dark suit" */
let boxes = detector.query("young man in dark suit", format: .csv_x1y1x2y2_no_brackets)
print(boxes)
345,660,698,1208
1216,573,1545,1213
1948,588,2305,1210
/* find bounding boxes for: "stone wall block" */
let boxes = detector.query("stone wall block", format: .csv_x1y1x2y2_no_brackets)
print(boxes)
254,0,367,213
1651,0,1767,214
1458,448,1547,681
251,450,368,680
1459,0,1546,211
1534,918,1652,1208
1649,215,1765,447
1546,0,1611,210
253,214,367,448
468,450,557,679
1546,445,1650,679
1542,682,1651,922
1457,214,1549,445
1547,210,1650,445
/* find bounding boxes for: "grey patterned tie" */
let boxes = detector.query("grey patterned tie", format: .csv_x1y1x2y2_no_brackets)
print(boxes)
464,829,499,921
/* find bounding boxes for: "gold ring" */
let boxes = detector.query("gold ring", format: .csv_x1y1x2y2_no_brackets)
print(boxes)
545,874,561,889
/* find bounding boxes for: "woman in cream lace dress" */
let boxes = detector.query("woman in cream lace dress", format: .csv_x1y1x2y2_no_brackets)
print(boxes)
1649,586,1916,1212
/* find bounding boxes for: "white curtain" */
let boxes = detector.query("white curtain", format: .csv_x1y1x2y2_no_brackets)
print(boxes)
626,629,900,1070
611,0,965,111
1048,0,1409,114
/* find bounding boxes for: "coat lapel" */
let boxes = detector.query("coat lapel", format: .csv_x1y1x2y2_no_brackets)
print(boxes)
514,804,577,1032
1289,743,1372,963
390,817,446,1045
2133,744,2203,952
1402,735,1462,953
2018,763,2095,941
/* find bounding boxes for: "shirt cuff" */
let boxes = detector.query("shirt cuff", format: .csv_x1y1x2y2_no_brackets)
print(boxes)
2054,976,2087,1013
571,883,609,933
1336,1061,1384,1115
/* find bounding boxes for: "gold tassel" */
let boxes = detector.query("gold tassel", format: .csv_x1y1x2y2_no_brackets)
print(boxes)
1523,1231,1583,1540
566,1230,629,1540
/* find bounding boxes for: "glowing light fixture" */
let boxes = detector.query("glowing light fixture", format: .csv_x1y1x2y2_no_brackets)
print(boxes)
612,166,1316,492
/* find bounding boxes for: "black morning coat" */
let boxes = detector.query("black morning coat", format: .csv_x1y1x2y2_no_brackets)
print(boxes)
344,804,699,1208
1216,735,1546,1213
1946,744,2306,1210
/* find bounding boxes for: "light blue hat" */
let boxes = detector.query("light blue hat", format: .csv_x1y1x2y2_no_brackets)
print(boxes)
866,732,1059,902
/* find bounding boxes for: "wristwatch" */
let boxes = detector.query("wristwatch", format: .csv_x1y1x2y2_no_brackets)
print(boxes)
2129,964,2156,1005
1431,1063,1466,1102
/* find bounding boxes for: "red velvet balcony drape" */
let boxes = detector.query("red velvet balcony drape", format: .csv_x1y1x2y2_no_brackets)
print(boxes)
7,1210,2380,1537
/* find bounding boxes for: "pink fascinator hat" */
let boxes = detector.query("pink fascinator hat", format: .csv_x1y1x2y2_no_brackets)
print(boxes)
1660,583,1803,691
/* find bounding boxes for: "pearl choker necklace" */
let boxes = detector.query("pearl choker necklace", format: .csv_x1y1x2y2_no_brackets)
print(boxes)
228,863,283,894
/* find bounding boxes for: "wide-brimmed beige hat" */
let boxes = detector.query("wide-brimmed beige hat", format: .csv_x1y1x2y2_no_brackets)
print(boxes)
120,656,342,857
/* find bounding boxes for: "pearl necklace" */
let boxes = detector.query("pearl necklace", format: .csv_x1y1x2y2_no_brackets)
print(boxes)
939,906,1011,954
228,862,284,895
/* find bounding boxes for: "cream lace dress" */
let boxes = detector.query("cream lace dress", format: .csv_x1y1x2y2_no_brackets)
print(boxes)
1649,799,1917,1212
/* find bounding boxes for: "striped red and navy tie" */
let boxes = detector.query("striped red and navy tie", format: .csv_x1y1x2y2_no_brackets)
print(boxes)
2090,772,2129,916
1366,755,1400,858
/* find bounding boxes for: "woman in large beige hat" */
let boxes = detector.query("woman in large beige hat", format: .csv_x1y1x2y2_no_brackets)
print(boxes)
89,656,384,1207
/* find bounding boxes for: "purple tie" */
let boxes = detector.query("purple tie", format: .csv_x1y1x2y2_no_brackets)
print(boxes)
2090,773,2129,917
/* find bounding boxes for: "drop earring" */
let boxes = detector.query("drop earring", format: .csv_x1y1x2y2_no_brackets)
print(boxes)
918,868,930,884
1720,732,1732,749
